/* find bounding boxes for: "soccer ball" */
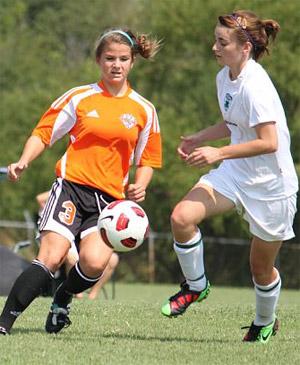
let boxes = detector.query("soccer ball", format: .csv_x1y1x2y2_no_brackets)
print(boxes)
97,200,150,252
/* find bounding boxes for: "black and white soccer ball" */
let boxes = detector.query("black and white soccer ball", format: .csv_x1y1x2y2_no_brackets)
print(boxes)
97,200,150,252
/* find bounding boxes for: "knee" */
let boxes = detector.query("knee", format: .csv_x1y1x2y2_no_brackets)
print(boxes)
79,254,108,277
170,205,191,231
109,253,119,270
37,252,66,273
38,232,70,272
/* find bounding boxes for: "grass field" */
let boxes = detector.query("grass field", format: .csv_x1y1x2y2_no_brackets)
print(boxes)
0,283,299,365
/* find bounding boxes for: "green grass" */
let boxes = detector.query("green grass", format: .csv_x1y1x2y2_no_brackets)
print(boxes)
0,284,299,365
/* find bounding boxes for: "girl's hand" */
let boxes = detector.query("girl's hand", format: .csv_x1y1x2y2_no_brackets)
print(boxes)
127,183,146,202
7,162,28,182
177,134,201,160
185,146,222,168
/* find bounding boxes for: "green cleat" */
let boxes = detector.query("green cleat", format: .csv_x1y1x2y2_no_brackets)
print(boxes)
161,280,210,317
242,318,279,344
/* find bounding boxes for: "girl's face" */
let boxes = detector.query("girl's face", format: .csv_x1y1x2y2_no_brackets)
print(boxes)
97,42,134,86
212,24,249,69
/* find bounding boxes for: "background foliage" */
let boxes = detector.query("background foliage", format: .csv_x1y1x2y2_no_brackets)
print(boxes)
0,0,299,282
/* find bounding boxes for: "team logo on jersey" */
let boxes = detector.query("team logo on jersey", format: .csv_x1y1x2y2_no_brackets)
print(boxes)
224,93,233,111
120,114,137,129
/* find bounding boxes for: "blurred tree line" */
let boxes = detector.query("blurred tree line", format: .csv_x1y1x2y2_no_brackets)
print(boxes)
0,0,299,248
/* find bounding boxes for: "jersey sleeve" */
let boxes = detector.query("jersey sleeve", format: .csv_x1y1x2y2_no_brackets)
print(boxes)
31,89,78,146
243,82,278,128
134,108,162,168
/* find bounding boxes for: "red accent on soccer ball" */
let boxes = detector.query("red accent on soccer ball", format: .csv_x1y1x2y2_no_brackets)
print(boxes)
121,237,137,248
100,228,113,248
107,200,124,209
131,206,145,217
116,213,129,231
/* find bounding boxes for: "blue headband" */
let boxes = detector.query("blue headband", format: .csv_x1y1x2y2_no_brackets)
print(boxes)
99,30,135,47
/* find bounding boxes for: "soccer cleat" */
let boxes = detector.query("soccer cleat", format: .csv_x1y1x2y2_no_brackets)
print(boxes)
45,304,71,334
0,326,9,335
242,317,279,344
161,280,210,317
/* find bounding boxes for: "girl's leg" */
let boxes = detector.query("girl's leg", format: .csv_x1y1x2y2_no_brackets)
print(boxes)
45,231,113,333
161,183,234,317
0,231,70,334
88,253,119,300
50,231,113,304
250,236,282,326
63,243,83,298
171,183,234,291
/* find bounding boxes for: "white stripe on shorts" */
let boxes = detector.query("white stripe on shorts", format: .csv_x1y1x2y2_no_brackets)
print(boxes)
38,178,74,243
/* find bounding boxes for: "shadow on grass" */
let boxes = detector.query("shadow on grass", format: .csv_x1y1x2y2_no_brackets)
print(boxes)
101,332,234,344
11,328,291,344
12,327,46,335
11,327,233,344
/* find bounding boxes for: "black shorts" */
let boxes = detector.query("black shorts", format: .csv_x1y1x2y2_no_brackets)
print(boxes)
38,178,116,243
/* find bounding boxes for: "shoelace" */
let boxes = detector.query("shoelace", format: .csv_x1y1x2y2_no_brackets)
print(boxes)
169,282,190,301
169,282,200,302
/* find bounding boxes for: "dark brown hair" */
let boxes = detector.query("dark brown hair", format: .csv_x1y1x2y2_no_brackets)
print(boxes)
218,10,280,60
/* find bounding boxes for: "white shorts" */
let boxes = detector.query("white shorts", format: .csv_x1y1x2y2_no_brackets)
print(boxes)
199,169,297,242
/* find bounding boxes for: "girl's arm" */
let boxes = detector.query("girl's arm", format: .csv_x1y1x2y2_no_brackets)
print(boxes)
178,121,230,159
127,166,154,202
8,136,47,181
185,122,277,167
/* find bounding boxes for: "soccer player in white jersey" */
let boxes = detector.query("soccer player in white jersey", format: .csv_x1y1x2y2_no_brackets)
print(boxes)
161,10,298,344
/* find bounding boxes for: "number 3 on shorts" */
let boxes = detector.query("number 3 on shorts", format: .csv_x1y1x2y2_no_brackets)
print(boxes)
58,200,76,225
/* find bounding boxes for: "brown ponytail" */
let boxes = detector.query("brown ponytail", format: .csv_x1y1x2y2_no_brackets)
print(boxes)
262,19,280,42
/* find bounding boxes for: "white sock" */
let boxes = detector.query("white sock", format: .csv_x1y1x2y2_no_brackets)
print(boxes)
254,271,281,326
173,229,207,292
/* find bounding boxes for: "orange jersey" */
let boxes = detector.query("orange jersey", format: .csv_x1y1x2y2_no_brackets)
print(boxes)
32,82,162,199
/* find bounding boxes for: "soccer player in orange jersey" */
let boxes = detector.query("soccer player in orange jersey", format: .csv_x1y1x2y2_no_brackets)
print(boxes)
0,28,162,335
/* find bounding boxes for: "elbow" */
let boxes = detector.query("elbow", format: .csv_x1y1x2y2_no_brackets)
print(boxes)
261,133,278,154
266,141,278,154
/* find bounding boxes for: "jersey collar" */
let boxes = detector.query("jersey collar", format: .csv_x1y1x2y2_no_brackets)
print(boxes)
98,80,132,98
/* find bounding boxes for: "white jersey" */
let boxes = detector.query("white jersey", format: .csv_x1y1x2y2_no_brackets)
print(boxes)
216,59,298,200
